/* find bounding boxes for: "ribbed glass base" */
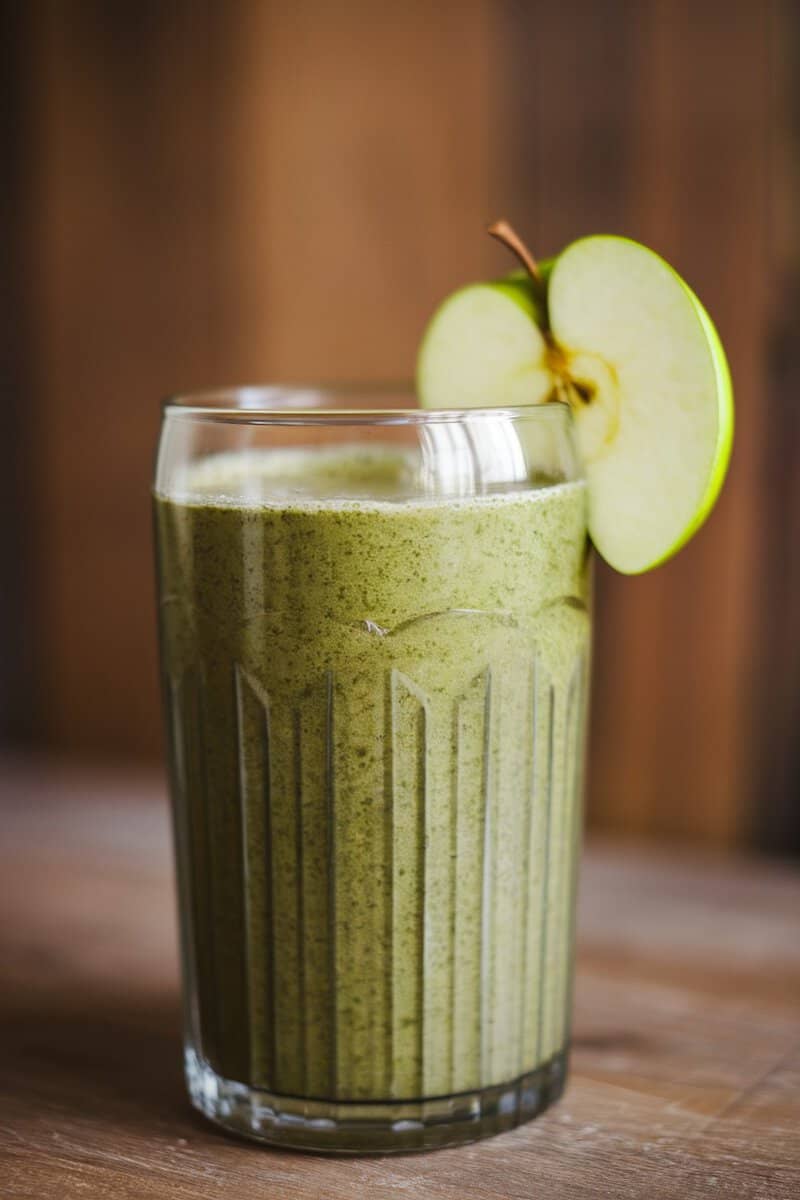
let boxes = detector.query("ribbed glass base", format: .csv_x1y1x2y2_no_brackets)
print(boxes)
185,1046,568,1153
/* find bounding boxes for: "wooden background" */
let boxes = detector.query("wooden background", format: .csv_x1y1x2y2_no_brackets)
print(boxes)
2,0,798,850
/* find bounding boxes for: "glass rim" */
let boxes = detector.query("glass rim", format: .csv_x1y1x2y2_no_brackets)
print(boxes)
163,383,572,426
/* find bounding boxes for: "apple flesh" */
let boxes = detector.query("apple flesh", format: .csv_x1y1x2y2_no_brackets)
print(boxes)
416,235,733,575
416,278,553,411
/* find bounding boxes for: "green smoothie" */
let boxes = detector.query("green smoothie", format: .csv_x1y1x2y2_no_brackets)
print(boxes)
155,446,590,1103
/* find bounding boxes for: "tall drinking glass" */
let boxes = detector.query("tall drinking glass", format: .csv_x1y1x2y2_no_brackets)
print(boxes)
153,387,591,1152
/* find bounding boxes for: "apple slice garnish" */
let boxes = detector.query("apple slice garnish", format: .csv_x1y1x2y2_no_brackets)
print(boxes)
417,221,733,574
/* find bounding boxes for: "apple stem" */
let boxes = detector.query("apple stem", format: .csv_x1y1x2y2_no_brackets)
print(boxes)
487,219,541,283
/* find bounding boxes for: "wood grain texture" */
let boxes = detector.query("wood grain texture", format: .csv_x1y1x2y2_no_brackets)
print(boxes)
496,0,777,845
0,0,37,745
3,0,795,848
753,0,800,854
20,0,493,761
2,761,799,1199
618,0,771,846
223,0,494,380
26,0,233,758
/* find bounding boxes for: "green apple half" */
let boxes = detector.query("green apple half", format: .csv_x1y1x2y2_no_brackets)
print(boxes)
417,236,733,574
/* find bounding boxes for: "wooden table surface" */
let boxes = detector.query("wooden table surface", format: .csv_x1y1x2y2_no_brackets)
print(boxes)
2,759,799,1200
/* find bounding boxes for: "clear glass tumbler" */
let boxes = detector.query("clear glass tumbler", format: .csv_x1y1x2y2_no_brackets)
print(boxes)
153,387,591,1152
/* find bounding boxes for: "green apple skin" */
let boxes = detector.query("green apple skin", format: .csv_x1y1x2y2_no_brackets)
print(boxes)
547,236,733,574
657,277,733,572
492,276,545,327
506,260,555,295
417,235,734,575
